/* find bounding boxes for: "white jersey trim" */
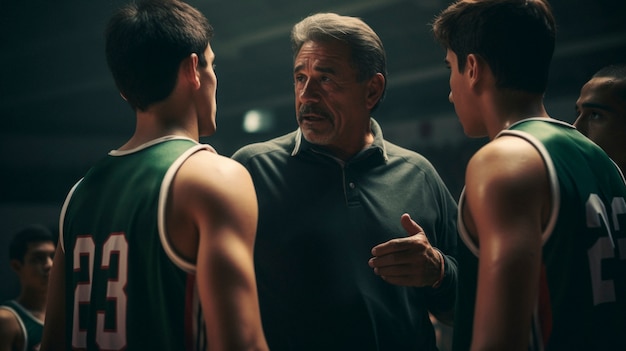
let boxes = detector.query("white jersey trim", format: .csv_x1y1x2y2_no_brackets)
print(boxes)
108,135,216,156
59,179,83,254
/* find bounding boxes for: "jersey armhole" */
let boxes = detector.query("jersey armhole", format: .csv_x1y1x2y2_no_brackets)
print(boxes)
58,179,84,254
158,144,215,273
457,130,561,256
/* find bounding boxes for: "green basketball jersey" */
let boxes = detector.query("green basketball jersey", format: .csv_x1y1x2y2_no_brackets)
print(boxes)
454,118,626,350
60,136,213,350
0,300,44,351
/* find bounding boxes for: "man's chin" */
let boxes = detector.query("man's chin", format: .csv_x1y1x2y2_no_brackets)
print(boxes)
301,129,331,146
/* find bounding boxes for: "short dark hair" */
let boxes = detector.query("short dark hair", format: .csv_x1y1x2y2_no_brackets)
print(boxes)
592,64,626,103
291,13,387,111
432,0,556,94
105,0,213,111
9,224,54,262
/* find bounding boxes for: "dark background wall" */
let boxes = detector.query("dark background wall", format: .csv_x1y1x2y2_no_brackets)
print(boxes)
1,0,625,300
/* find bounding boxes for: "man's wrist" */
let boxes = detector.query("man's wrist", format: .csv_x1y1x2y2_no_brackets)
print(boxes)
431,248,445,289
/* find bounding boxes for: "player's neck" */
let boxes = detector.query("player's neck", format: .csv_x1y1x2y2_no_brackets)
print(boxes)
488,91,548,138
119,110,199,151
17,288,47,319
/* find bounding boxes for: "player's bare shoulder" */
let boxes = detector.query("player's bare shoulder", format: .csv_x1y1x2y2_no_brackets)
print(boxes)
469,136,544,183
185,148,253,186
0,307,21,346
466,136,548,208
172,148,257,219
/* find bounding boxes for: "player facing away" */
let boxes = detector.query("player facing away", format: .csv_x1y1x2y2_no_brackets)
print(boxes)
432,0,626,350
41,1,268,350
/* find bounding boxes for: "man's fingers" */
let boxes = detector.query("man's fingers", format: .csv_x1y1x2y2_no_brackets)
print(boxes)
400,213,424,237
371,213,426,256
369,249,416,268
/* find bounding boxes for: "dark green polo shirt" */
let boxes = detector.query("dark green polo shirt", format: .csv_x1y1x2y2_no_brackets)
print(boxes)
233,119,458,351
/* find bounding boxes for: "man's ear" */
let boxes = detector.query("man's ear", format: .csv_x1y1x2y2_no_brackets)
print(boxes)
365,73,385,110
10,259,22,274
180,53,201,90
466,53,488,89
466,54,479,82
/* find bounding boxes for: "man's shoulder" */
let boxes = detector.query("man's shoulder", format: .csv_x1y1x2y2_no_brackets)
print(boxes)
232,131,297,163
383,139,435,167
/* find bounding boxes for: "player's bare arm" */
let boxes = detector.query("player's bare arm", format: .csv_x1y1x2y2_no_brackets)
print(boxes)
464,136,550,351
0,308,22,351
169,150,268,351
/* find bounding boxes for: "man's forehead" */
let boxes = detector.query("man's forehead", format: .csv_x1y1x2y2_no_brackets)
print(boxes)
296,40,350,60
580,78,626,115
26,241,55,252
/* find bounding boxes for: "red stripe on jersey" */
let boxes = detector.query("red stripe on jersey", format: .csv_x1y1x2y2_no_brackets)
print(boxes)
185,274,196,351
537,263,553,346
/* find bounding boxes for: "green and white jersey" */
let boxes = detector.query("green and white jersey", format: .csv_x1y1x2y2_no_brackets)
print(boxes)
0,300,43,351
60,136,214,351
454,118,626,351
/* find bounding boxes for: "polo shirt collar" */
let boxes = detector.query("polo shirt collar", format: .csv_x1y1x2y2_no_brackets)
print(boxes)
290,118,389,163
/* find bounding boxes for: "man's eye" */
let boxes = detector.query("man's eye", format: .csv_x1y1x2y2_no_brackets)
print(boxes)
30,255,46,264
589,112,603,121
320,76,330,82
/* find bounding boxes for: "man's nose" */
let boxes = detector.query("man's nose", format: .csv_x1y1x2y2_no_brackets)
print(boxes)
573,115,586,134
44,256,54,270
299,78,321,103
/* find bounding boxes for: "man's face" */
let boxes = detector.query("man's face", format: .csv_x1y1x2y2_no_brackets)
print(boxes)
13,241,55,291
293,39,377,154
574,77,626,170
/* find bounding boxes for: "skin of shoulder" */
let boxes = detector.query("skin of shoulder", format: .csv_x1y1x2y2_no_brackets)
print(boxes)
463,135,550,350
167,149,258,260
167,149,268,350
0,307,22,351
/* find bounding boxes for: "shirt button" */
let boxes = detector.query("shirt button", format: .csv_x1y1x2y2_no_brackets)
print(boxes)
349,182,356,189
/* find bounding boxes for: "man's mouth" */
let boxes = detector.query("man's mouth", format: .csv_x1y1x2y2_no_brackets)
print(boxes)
301,115,325,121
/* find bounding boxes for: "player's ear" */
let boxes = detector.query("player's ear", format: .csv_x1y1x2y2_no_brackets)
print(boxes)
466,54,479,81
180,53,201,90
10,259,22,273
466,53,489,90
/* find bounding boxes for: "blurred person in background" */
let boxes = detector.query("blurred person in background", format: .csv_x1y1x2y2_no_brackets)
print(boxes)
0,224,55,351
574,63,626,174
